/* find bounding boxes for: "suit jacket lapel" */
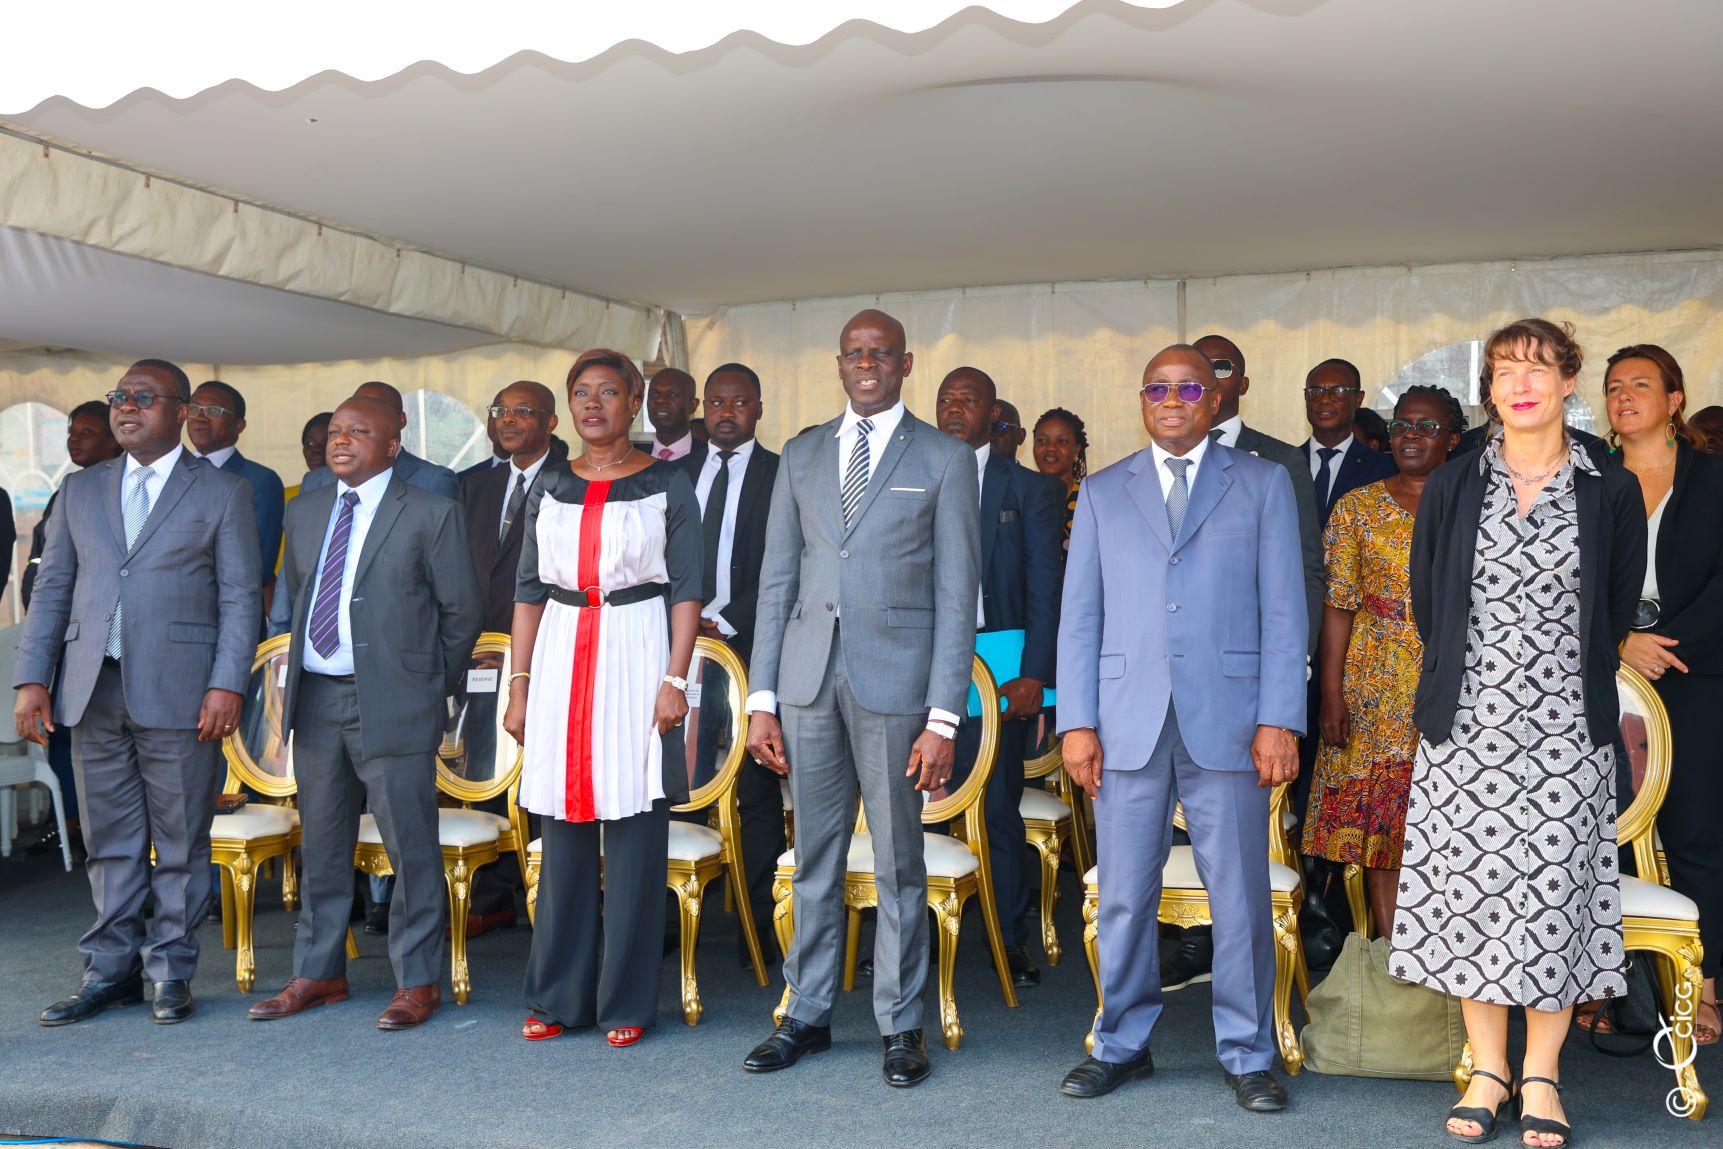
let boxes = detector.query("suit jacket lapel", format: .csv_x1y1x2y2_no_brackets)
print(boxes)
736,447,770,539
127,454,196,557
979,453,1007,584
1172,446,1234,553
101,457,126,553
353,477,408,587
842,411,916,539
1124,450,1174,553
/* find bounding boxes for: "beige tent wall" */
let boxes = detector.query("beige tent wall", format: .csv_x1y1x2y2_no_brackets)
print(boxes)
687,249,1723,471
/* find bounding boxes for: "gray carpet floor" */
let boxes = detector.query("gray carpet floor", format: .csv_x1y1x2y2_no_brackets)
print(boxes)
0,844,1714,1149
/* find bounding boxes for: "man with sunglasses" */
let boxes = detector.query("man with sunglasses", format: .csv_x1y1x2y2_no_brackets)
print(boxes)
186,381,286,611
989,400,1027,462
1056,345,1305,1110
16,359,261,1027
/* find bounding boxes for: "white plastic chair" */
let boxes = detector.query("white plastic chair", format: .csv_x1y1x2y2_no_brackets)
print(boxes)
0,622,74,871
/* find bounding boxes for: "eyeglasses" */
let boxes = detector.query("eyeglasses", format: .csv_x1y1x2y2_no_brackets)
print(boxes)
1386,418,1446,438
186,402,236,420
1208,358,1236,380
488,405,547,419
992,421,1021,433
106,389,182,410
1303,385,1361,400
1142,381,1216,404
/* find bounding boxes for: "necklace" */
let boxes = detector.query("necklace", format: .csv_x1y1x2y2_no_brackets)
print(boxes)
1502,445,1567,485
580,447,636,473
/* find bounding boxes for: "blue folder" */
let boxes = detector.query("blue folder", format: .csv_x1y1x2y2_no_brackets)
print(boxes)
966,629,1057,718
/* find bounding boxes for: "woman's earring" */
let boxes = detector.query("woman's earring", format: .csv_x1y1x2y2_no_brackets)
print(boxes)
1668,420,1678,447
1607,428,1621,453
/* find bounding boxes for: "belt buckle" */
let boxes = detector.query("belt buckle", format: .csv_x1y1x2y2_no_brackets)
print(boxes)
581,586,605,609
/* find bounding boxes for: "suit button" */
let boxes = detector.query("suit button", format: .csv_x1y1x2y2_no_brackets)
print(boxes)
1166,603,1178,613
824,602,834,611
1169,556,1180,566
119,569,129,578
840,550,849,559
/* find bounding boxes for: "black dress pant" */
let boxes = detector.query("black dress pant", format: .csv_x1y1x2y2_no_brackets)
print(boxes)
1653,671,1723,979
956,713,1030,948
734,759,787,962
524,801,669,1029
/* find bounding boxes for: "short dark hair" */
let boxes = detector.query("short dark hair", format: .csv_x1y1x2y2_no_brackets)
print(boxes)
941,366,997,402
197,380,246,420
1034,406,1090,482
70,399,111,423
1353,407,1390,449
706,362,762,396
302,412,333,442
129,358,191,398
1307,358,1362,391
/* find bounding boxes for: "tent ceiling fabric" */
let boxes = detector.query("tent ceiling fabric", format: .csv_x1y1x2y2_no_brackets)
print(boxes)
6,0,1723,317
0,225,499,365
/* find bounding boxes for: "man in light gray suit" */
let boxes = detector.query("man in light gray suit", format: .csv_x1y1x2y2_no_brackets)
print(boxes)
17,359,261,1027
1056,346,1307,1111
247,396,482,1030
742,310,980,1089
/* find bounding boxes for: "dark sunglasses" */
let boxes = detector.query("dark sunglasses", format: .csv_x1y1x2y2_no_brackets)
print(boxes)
1142,381,1216,404
1387,418,1446,438
186,402,237,419
488,405,547,419
106,389,182,410
992,421,1021,433
1208,358,1236,380
1304,385,1361,400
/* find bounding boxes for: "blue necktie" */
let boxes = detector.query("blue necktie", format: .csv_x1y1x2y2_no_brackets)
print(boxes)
1165,457,1192,540
309,491,360,659
105,469,152,659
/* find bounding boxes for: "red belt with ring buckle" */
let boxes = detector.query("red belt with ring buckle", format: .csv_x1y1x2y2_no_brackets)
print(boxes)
1361,594,1409,621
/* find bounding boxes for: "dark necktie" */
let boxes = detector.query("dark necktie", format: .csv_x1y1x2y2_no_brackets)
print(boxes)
701,449,736,602
1315,446,1340,513
309,491,360,659
500,471,528,543
842,419,874,528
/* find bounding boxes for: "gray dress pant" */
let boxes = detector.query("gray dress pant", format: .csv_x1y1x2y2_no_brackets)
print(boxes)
781,633,929,1036
71,661,222,985
292,672,446,989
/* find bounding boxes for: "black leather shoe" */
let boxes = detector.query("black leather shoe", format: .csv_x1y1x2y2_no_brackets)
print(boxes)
1006,945,1041,988
364,903,389,935
150,980,194,1024
1059,1051,1154,1098
1160,932,1213,991
882,1029,930,1087
39,974,145,1026
1225,1069,1289,1112
743,1017,832,1072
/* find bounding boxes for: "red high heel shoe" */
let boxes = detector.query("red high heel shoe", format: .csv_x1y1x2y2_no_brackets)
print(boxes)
522,1017,563,1041
607,1027,644,1047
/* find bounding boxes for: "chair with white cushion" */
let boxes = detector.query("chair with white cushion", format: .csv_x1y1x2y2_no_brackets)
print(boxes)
771,655,1015,1050
1020,735,1073,965
1081,783,1310,1073
1452,666,1707,1120
0,623,73,871
521,638,766,1025
354,632,525,1005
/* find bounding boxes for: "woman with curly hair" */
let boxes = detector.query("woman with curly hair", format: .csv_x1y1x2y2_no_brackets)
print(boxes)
1032,407,1088,560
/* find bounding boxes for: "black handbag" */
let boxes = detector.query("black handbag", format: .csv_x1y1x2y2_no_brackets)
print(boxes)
1587,956,1664,1057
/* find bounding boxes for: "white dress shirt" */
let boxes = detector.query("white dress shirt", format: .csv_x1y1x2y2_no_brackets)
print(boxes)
1209,414,1244,449
973,442,990,627
497,451,550,539
652,432,693,461
1306,433,1355,506
694,437,756,636
747,400,957,734
122,444,184,518
301,468,393,676
1150,434,1211,501
192,444,237,469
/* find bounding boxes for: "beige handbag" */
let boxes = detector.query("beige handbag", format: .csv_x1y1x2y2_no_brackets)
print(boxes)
1300,932,1467,1080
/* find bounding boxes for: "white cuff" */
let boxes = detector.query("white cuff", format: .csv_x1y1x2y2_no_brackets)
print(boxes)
714,614,738,638
928,707,961,728
745,690,778,715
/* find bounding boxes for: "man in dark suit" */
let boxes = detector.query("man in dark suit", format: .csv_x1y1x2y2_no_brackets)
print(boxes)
1300,359,1397,529
686,362,781,961
17,359,261,1027
299,382,460,501
457,380,559,934
250,396,482,1030
186,381,286,609
645,367,705,467
937,367,1063,989
989,399,1027,462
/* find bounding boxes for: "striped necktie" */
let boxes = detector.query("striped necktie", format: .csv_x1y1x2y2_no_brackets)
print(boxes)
841,418,874,528
309,491,360,659
1165,457,1192,540
105,468,153,659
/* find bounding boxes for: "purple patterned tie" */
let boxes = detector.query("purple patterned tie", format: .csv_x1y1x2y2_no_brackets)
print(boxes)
309,491,360,659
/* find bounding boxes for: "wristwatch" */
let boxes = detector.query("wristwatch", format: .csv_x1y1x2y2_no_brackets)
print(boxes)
662,674,689,692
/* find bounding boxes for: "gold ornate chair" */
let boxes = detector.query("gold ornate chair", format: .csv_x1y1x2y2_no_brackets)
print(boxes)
1020,736,1074,965
522,637,768,1025
771,655,1015,1050
1080,783,1310,1073
353,631,525,1005
1452,665,1706,1120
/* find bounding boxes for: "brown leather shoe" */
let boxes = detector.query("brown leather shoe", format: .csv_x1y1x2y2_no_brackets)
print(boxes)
377,984,441,1030
247,976,350,1020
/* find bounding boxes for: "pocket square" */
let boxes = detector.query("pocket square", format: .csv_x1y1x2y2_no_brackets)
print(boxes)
889,486,926,493
998,509,1020,523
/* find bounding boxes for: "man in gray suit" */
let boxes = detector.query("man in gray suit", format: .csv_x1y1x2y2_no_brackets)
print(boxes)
17,359,261,1026
741,310,980,1088
1055,346,1306,1111
247,396,482,1030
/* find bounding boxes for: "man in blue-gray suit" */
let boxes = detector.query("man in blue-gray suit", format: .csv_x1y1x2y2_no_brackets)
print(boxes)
1055,345,1307,1111
187,381,285,607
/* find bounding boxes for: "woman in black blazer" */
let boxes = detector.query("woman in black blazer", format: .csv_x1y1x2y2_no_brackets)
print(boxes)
1601,343,1723,1045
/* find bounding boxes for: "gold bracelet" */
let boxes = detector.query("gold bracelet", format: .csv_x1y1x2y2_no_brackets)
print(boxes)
507,671,532,684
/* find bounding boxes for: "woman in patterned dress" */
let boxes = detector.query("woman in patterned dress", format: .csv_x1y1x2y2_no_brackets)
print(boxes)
1303,386,1464,936
1032,407,1087,560
1398,320,1645,1147
503,349,703,1048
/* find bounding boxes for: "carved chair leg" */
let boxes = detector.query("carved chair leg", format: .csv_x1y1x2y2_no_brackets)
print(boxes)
1343,863,1370,938
771,875,794,1026
1271,905,1304,1075
219,863,238,951
842,905,862,993
445,858,474,1005
224,854,260,992
345,927,360,960
1644,939,1709,1120
1082,888,1101,1054
932,891,964,1050
1038,830,1063,966
672,871,705,1026
523,859,540,928
281,846,299,911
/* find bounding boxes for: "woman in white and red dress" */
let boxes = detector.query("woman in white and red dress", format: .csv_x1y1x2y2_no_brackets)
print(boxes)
503,348,702,1047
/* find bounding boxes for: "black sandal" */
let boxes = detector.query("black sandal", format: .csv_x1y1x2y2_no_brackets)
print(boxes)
1518,1076,1572,1148
1448,1068,1516,1144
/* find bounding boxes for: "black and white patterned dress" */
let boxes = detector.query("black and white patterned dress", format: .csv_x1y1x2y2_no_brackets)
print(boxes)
1391,436,1627,1010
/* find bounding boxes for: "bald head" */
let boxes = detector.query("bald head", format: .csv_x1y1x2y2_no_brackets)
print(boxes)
990,398,1025,460
1141,344,1221,454
837,308,913,417
354,381,407,431
646,367,698,445
841,308,907,352
491,379,559,465
1193,334,1248,422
